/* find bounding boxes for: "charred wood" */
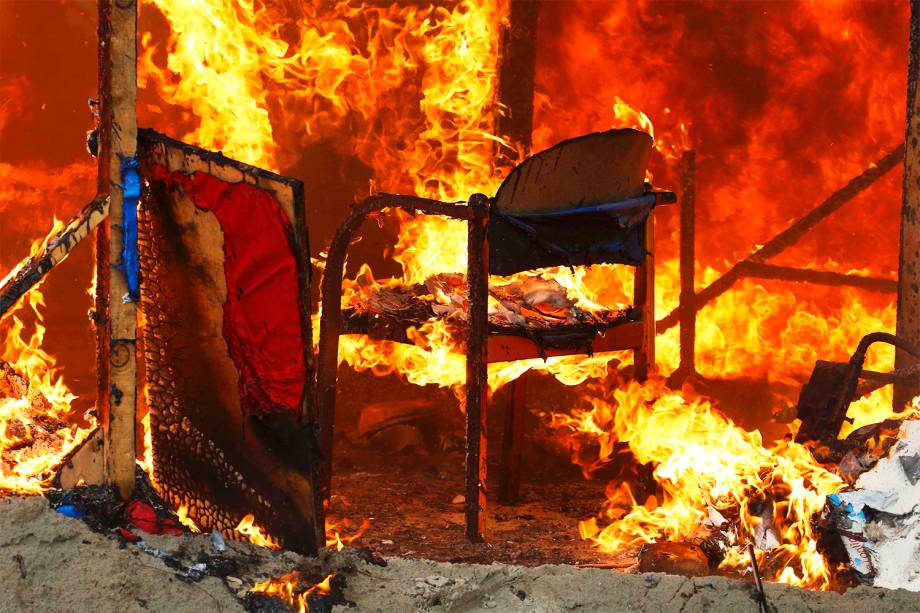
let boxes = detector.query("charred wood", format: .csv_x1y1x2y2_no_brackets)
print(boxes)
0,196,108,319
896,0,920,408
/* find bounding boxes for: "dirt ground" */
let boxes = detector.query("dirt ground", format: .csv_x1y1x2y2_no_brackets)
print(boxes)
2,495,920,613
326,367,782,568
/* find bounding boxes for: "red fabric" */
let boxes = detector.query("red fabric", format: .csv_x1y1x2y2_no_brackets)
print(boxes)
124,501,183,537
118,528,141,542
149,164,307,416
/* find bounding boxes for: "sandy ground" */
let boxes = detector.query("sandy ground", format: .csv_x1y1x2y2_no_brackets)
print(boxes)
2,496,920,612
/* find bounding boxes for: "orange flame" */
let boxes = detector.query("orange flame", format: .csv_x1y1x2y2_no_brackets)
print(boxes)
251,572,334,613
134,0,914,590
552,377,847,589
235,513,281,549
1,219,95,494
325,515,370,552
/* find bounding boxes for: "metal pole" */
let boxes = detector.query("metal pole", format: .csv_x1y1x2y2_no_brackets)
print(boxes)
656,146,904,334
496,0,541,161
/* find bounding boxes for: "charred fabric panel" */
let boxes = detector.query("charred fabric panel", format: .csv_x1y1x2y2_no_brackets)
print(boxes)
137,140,317,554
148,164,305,416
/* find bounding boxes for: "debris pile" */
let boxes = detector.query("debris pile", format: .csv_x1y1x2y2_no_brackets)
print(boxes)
1,358,93,494
827,420,920,591
346,271,632,332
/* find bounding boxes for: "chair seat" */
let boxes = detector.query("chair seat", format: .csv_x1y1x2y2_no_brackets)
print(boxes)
341,273,642,362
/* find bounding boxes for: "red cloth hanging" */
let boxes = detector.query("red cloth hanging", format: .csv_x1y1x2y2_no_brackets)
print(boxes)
149,165,307,416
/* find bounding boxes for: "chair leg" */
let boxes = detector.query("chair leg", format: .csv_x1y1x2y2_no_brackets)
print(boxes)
465,194,490,543
499,374,526,504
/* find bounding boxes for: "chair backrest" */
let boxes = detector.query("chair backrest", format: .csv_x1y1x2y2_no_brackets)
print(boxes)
488,129,655,277
494,129,653,215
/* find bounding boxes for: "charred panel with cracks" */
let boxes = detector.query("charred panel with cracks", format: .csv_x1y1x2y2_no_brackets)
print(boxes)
136,131,321,554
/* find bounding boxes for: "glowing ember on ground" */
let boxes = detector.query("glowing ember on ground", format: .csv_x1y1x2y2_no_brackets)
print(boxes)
325,516,371,552
250,572,335,613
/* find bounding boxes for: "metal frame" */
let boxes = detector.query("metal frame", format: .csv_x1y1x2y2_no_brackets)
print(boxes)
315,193,657,542
669,146,905,381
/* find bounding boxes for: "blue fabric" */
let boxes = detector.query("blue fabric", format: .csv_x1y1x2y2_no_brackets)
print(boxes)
488,208,650,276
55,505,84,519
117,155,141,302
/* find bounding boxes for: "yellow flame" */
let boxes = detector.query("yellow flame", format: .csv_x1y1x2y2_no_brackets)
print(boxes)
235,513,280,549
1,251,95,494
176,504,201,533
251,571,334,613
552,377,847,590
139,0,914,591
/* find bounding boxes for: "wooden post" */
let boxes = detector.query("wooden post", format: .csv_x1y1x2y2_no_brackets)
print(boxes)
99,0,138,499
634,214,655,381
465,194,490,542
677,151,696,379
896,1,920,410
497,0,541,159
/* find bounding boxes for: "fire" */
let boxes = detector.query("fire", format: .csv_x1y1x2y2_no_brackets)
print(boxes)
325,515,370,552
232,507,369,551
175,504,200,533
1,213,95,494
235,513,281,550
552,377,847,589
251,571,334,613
0,0,890,590
138,410,154,479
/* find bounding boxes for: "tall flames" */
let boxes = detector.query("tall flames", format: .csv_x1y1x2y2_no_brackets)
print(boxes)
136,0,911,591
1,285,95,494
0,0,915,593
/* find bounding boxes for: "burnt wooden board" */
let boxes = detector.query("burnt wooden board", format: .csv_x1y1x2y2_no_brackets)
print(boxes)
493,129,653,214
136,130,321,553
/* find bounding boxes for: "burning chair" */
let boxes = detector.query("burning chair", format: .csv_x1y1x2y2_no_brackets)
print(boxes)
316,128,675,541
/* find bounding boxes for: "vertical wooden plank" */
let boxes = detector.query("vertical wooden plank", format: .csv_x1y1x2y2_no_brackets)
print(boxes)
633,215,655,381
100,0,138,499
92,0,113,488
465,194,490,542
498,373,525,504
678,151,696,378
897,1,920,410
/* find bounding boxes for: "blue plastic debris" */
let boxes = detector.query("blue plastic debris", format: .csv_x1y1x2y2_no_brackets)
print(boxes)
117,154,141,302
55,505,84,519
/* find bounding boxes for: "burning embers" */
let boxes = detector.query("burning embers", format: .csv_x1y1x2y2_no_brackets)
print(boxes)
0,292,94,495
345,270,632,343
